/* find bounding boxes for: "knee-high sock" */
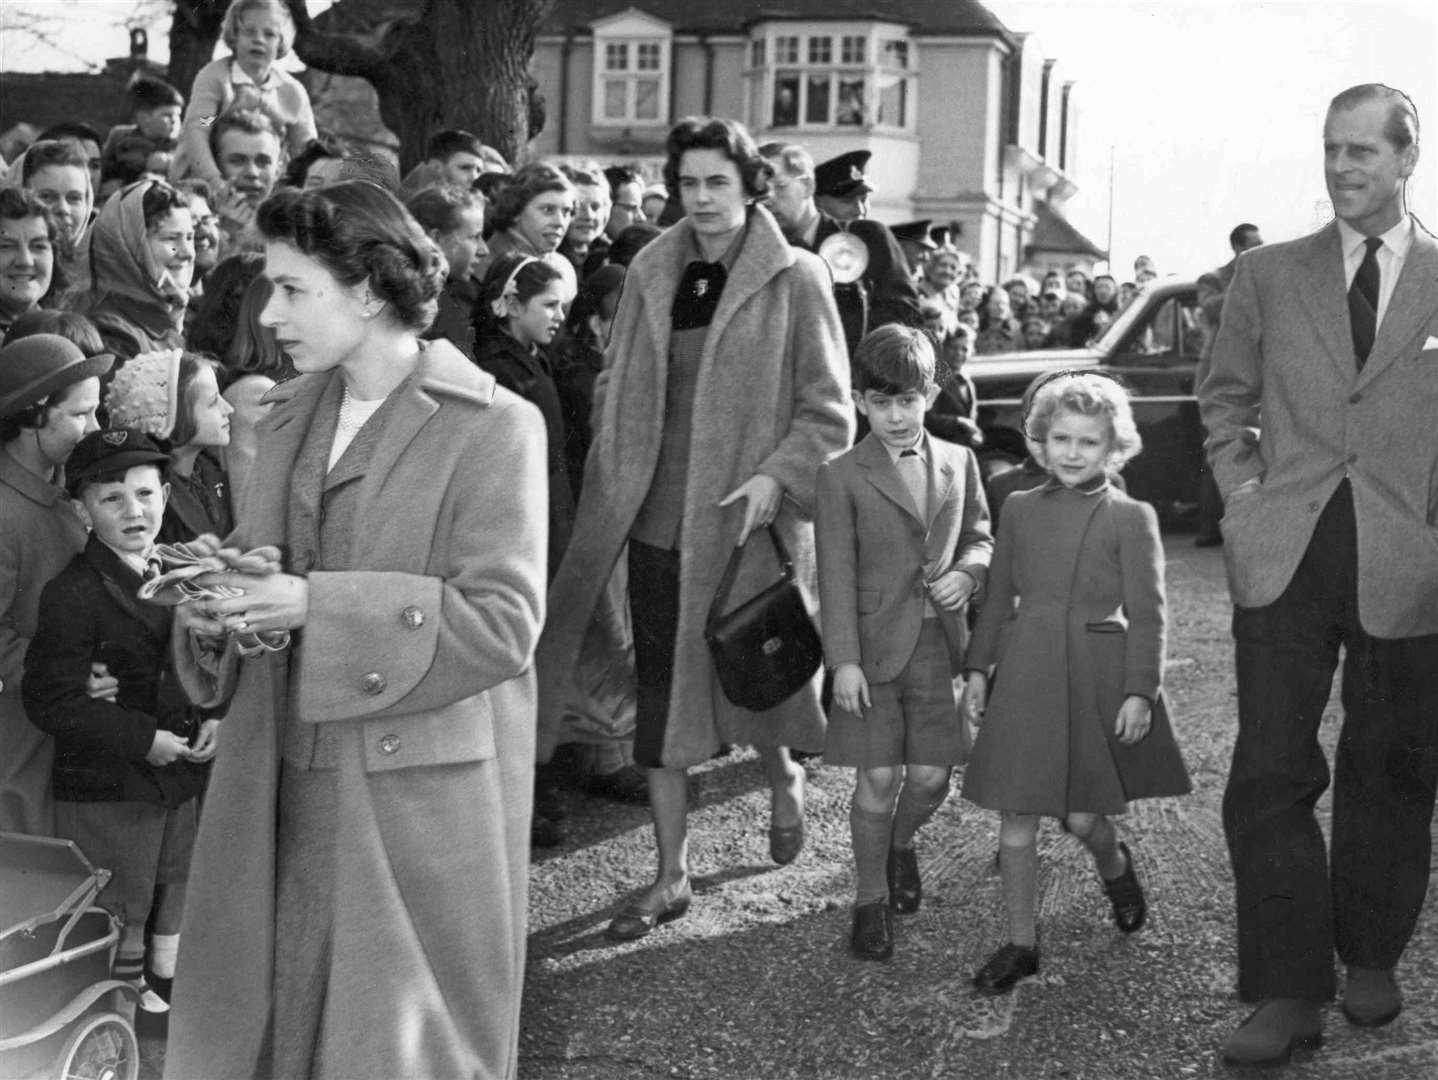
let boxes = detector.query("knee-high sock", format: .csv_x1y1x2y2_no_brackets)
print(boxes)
890,781,949,849
852,801,894,905
999,842,1039,947
1073,815,1125,880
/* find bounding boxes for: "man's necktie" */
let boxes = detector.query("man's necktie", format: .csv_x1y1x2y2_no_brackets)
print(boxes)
1348,236,1382,369
897,449,926,521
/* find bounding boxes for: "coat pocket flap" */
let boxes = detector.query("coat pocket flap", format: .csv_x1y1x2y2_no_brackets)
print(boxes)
857,587,882,614
362,692,497,772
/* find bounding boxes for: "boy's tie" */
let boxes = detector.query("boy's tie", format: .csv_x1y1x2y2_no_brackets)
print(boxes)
896,449,926,521
1348,236,1382,369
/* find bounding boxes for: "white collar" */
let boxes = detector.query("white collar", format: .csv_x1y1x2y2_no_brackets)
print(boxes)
882,431,928,465
230,60,278,90
99,538,155,576
1336,214,1414,261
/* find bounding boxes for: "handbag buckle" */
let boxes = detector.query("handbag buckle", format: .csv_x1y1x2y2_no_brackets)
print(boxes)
762,636,783,656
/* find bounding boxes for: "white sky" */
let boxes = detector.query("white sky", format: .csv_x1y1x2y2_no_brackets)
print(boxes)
4,0,1435,279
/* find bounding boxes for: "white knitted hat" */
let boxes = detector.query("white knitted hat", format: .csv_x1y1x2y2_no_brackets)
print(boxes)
105,348,183,439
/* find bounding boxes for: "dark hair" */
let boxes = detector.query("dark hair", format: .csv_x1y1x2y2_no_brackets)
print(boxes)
603,164,642,198
474,171,511,214
425,129,484,163
170,353,224,448
564,264,625,344
475,251,563,337
1228,223,1260,249
0,187,67,305
0,371,95,444
141,182,189,231
20,140,89,186
608,222,661,268
37,122,102,147
129,75,183,113
6,309,104,354
663,117,770,201
209,107,280,158
1329,83,1420,152
406,184,484,236
854,324,936,394
174,177,215,205
256,181,446,332
282,136,342,189
563,166,604,190
228,274,291,380
487,163,574,234
189,252,265,358
324,151,401,193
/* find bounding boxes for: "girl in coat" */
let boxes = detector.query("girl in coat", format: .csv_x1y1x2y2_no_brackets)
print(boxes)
163,181,546,1080
962,371,1190,994
537,117,854,939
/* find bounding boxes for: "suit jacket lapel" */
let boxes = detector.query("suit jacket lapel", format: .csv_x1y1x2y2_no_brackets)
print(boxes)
242,373,334,550
1357,223,1438,387
856,434,920,523
1290,222,1353,378
86,538,170,642
926,448,956,529
705,207,796,355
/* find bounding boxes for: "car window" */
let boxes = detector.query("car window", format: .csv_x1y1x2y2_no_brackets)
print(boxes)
1112,294,1204,364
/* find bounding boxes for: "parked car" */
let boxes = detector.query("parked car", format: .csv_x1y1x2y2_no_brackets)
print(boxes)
968,279,1207,521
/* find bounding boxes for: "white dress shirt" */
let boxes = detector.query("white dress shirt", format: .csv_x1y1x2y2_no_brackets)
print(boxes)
1337,214,1414,331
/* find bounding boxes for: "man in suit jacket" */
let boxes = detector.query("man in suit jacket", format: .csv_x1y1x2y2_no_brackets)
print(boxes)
1199,83,1437,1068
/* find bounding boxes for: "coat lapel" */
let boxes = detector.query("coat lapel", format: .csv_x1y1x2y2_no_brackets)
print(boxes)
927,449,956,529
242,373,336,550
1289,222,1352,378
856,434,920,523
1357,222,1438,388
85,538,170,642
706,207,797,349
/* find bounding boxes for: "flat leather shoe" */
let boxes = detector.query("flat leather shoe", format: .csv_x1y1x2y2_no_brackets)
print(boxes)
606,878,692,941
1342,967,1402,1027
887,845,922,914
972,942,1039,995
1220,998,1322,1067
1102,841,1146,933
850,899,893,961
769,822,804,866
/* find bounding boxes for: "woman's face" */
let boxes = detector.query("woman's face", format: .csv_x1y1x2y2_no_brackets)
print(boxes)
1093,277,1118,304
567,183,610,247
27,164,90,246
515,188,574,254
509,282,565,348
36,377,101,469
146,207,197,292
958,281,985,310
677,149,747,244
1066,270,1088,294
0,214,55,316
187,196,221,274
259,241,370,374
927,256,960,290
303,156,346,189
185,364,234,448
438,206,487,283
986,289,1011,320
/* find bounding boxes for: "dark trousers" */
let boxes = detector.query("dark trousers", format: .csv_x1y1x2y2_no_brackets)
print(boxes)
628,539,681,769
1224,481,1438,1001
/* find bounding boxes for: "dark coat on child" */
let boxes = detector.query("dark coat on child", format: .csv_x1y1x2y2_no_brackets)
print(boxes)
962,479,1190,816
22,536,205,806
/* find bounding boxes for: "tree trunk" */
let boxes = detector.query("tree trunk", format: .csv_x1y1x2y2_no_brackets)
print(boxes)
167,0,232,99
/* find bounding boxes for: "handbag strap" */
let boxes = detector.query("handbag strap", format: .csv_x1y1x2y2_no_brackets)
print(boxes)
706,525,795,628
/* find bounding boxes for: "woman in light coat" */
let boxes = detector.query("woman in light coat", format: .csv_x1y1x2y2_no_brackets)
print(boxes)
539,117,853,939
164,181,546,1080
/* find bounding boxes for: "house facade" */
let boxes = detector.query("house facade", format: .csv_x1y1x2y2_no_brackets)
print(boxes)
532,0,1105,280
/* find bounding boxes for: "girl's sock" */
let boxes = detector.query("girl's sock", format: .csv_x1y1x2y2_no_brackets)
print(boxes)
999,842,1039,947
1074,815,1127,880
851,801,893,905
149,933,180,979
113,922,145,981
890,782,948,850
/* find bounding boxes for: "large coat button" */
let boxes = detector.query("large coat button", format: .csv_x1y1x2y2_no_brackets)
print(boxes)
361,672,387,695
401,606,426,629
378,733,401,755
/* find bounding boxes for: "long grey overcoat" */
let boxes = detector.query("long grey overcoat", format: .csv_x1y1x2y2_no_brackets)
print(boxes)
538,206,853,767
164,341,547,1080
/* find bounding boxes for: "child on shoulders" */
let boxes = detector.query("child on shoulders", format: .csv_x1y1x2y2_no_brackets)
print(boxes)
815,324,994,962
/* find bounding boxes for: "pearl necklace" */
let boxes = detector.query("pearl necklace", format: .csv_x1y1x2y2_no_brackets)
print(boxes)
336,386,366,439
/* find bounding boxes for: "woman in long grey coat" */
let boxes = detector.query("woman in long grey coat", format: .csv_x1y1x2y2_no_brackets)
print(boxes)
539,117,853,939
164,182,546,1080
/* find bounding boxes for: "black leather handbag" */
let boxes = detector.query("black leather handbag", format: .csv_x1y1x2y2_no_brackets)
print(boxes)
704,526,824,712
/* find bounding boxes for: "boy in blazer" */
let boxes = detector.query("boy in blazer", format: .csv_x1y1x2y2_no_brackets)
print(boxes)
816,325,993,961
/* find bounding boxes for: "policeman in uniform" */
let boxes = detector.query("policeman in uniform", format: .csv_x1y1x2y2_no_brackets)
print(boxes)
890,219,937,284
760,144,923,356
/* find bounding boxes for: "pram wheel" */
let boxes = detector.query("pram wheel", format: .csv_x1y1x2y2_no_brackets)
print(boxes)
54,1010,139,1080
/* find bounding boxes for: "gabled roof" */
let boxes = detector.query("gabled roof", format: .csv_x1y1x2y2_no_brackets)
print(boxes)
1028,201,1107,259
541,1,1014,41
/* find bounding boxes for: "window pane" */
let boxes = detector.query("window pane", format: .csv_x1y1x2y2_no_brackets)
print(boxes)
634,79,660,120
882,39,909,69
808,36,832,64
877,74,906,127
605,42,627,71
806,74,831,124
773,73,800,126
637,42,661,70
841,35,866,64
751,38,765,67
604,79,627,119
836,77,865,125
775,35,798,64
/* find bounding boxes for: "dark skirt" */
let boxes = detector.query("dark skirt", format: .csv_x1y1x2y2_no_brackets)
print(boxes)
628,539,681,769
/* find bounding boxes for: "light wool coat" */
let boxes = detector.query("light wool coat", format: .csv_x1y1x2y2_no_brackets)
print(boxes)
538,206,853,767
1199,219,1438,636
165,341,546,1080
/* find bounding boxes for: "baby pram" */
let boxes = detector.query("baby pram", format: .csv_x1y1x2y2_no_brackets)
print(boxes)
0,832,140,1080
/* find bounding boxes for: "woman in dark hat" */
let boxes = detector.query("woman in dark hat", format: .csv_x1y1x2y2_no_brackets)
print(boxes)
0,332,112,834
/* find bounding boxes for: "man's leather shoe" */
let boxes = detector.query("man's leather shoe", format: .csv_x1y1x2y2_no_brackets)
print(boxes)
606,878,692,941
887,845,922,914
1342,967,1402,1027
1102,841,1147,933
850,899,893,961
1220,999,1322,1067
972,942,1039,994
